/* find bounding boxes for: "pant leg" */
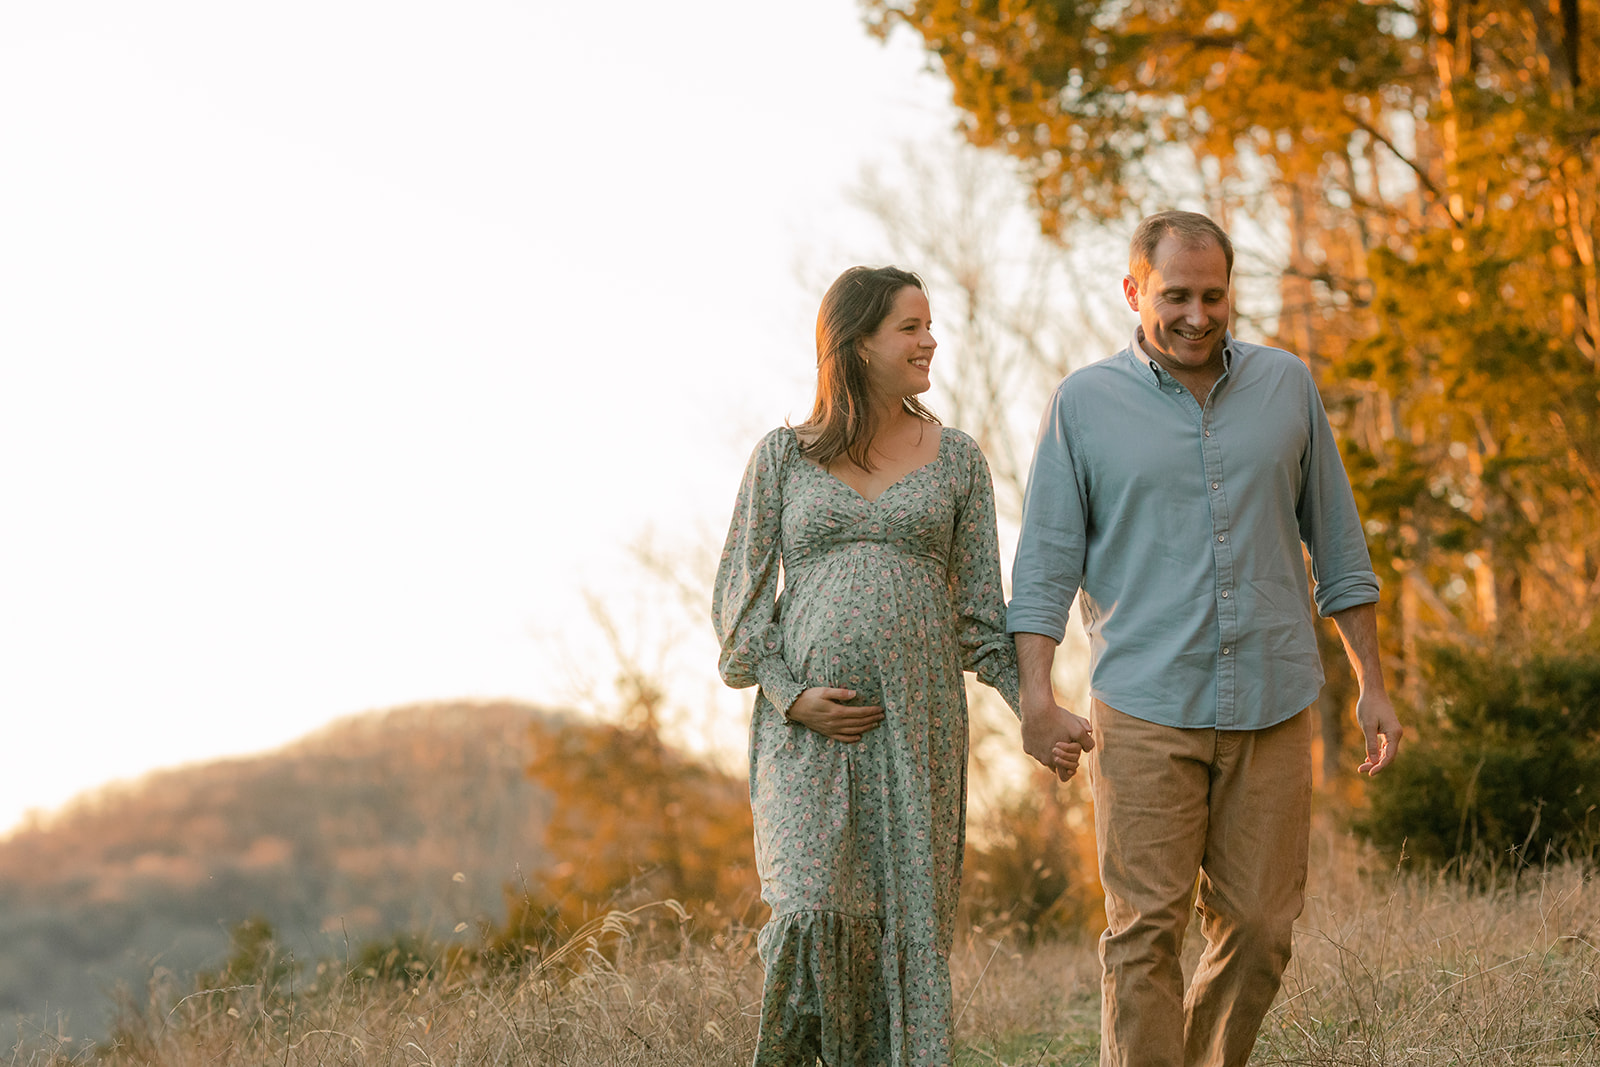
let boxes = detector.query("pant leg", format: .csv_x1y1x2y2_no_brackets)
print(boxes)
1090,700,1215,1067
1182,709,1313,1067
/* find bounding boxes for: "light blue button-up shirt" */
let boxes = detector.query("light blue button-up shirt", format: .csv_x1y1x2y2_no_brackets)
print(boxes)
1007,332,1379,730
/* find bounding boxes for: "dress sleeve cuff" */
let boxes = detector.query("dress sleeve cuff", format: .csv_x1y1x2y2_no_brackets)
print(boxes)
755,657,806,720
987,660,1022,719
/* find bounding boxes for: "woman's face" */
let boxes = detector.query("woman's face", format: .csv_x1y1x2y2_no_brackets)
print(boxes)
857,285,935,400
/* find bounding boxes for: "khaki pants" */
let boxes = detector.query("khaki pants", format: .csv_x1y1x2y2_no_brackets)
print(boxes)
1088,701,1312,1067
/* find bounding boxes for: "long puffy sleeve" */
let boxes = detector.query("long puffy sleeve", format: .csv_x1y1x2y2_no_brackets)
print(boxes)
712,428,807,717
946,432,1021,715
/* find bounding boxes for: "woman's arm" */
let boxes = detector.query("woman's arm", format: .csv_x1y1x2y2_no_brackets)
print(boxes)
711,430,807,717
947,435,1021,713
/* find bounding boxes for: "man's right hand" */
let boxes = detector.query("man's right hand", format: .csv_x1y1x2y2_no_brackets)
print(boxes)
787,687,885,742
1020,692,1094,782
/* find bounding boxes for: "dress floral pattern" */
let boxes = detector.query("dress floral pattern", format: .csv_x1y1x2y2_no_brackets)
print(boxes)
714,426,1020,1066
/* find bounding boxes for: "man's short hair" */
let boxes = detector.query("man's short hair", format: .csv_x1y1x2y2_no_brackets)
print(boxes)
1128,212,1235,291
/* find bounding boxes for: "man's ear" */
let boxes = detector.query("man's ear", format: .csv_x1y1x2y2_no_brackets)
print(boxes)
1122,274,1141,313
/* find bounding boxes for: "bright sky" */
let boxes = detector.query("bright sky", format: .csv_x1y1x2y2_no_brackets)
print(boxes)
0,1,982,834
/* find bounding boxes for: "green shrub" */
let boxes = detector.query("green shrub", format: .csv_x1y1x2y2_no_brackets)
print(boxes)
1356,639,1600,871
204,916,298,993
961,777,1100,941
352,931,447,983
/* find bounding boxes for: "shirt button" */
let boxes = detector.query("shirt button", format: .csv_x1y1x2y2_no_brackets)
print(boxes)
1221,590,1231,598
1217,534,1226,543
1211,481,1220,490
1222,647,1232,655
1204,430,1212,437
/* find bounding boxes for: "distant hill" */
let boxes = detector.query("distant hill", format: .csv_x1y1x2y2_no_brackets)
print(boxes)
0,700,556,1041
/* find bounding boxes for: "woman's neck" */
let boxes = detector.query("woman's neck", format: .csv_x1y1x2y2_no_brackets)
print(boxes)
864,390,909,427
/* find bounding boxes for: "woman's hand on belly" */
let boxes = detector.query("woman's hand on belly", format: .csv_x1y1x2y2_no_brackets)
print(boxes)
787,687,885,742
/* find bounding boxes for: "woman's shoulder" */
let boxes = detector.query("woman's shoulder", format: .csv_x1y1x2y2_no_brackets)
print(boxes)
938,425,988,465
939,424,979,449
750,425,802,456
753,425,807,472
736,426,801,480
761,425,799,446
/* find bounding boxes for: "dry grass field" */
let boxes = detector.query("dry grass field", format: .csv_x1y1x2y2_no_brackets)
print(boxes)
12,831,1598,1067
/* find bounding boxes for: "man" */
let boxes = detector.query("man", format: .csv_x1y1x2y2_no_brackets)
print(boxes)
1008,211,1403,1067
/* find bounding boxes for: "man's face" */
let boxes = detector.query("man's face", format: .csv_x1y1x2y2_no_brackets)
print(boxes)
1122,234,1231,375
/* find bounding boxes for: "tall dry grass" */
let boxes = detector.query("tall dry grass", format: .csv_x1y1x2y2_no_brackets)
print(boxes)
1253,830,1600,1065
15,901,765,1067
12,832,1599,1066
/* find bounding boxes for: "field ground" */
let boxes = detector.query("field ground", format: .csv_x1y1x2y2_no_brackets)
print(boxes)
14,832,1600,1066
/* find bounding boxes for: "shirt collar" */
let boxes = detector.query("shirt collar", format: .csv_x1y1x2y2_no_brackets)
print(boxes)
1130,327,1234,384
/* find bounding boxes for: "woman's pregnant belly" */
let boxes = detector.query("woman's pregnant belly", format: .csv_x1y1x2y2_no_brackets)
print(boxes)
781,557,948,705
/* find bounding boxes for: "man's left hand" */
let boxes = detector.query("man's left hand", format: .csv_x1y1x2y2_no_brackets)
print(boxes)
1356,690,1403,776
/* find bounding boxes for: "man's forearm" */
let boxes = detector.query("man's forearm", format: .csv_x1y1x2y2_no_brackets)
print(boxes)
1014,632,1060,704
1331,600,1404,774
1013,629,1092,780
1330,602,1387,694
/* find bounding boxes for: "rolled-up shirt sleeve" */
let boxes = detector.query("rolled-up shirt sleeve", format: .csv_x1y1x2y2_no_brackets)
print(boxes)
1007,385,1088,642
1296,378,1380,616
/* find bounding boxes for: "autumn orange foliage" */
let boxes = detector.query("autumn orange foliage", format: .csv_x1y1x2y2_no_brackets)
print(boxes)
509,685,762,949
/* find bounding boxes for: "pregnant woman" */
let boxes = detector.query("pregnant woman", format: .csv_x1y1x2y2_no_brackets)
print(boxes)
714,265,1020,1066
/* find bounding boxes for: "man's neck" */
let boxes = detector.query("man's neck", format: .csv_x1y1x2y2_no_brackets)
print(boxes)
1136,327,1226,405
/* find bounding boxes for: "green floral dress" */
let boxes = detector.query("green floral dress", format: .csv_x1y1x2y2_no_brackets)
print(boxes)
714,426,1020,1066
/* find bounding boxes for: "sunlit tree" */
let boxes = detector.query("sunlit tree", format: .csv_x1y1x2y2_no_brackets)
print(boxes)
864,0,1600,711
508,611,760,948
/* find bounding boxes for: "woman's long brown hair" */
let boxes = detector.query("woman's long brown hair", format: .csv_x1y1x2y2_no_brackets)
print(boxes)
796,266,939,472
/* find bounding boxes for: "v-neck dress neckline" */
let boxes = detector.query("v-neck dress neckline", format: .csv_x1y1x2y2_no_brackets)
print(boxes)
797,426,946,506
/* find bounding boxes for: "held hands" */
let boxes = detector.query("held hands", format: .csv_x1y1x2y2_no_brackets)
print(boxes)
1356,688,1403,776
1020,692,1095,782
788,687,885,743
